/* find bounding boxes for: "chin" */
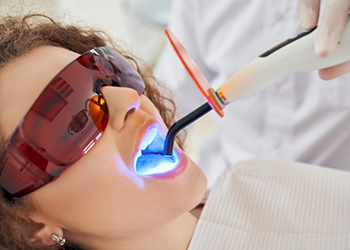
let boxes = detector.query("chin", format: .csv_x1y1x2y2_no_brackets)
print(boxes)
182,156,208,210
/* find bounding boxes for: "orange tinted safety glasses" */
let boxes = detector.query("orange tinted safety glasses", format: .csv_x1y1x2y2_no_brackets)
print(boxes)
0,47,145,197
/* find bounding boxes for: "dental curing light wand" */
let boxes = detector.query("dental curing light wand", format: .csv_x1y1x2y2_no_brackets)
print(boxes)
218,17,350,105
163,102,212,156
163,16,350,156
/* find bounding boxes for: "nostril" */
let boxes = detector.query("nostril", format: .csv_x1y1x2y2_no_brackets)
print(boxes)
124,108,135,121
100,87,141,128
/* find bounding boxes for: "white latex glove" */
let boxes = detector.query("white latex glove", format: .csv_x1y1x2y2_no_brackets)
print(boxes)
298,0,350,80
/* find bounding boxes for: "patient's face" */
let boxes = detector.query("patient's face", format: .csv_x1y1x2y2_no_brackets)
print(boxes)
0,46,206,238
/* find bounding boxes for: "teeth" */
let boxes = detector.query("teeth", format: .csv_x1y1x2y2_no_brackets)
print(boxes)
134,124,179,176
134,125,159,168
136,152,177,175
139,127,158,152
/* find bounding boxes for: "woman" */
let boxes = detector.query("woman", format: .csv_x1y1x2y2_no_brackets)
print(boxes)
1,14,350,250
0,14,207,249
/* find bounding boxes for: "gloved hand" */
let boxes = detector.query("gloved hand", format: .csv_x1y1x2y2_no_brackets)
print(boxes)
298,0,350,80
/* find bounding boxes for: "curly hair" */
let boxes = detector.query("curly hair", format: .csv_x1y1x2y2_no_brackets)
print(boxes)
0,14,184,250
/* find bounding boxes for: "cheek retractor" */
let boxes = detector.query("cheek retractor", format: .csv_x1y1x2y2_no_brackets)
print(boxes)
163,16,350,156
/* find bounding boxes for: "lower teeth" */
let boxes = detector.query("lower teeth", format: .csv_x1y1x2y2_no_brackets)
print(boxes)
135,154,175,175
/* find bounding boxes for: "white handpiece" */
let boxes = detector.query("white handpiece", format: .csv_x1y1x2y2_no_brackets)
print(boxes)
218,17,350,104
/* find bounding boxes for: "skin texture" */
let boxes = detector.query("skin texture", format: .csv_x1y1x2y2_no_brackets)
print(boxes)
0,46,207,249
298,0,350,80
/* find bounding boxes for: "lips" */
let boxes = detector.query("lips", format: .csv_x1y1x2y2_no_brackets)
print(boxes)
133,123,182,177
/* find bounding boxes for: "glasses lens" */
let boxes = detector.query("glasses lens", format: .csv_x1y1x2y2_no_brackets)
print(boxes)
89,95,108,133
0,47,146,197
21,49,144,166
90,47,145,95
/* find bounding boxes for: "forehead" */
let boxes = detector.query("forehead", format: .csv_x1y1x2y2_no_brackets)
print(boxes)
0,46,80,140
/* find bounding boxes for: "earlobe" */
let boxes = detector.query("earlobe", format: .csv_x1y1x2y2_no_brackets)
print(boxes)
29,227,64,247
28,213,64,246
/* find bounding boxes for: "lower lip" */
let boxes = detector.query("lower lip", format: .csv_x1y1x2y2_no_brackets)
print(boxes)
145,148,188,179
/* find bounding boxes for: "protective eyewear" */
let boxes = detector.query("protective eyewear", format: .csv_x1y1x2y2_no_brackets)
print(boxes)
0,47,145,197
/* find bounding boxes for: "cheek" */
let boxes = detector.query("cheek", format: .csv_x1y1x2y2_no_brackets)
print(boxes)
139,96,161,119
28,117,206,236
29,146,147,234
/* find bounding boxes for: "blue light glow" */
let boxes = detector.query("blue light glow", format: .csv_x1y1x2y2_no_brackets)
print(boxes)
134,126,180,176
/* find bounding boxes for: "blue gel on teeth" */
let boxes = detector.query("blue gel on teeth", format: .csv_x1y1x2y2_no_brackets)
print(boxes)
141,133,164,154
136,154,175,175
134,127,179,176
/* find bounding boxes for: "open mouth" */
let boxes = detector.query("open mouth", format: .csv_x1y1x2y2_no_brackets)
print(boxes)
134,124,180,176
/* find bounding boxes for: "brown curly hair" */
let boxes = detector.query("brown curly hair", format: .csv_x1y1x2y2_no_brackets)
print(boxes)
0,14,184,250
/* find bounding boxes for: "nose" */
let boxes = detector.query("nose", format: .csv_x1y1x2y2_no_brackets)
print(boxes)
100,86,140,131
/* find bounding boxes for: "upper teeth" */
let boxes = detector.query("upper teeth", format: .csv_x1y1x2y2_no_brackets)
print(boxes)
134,126,158,166
140,127,158,151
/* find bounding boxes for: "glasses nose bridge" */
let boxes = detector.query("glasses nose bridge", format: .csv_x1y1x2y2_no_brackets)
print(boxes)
93,77,113,95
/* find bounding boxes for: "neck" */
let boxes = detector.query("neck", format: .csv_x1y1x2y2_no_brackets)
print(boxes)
77,212,198,250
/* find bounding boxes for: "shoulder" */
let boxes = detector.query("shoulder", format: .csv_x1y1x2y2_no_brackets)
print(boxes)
209,158,350,210
221,158,350,182
189,159,350,250
202,158,350,229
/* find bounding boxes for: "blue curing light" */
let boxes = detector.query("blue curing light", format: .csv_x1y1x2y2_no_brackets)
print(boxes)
135,126,180,176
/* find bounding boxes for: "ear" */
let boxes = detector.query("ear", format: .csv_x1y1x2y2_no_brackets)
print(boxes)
28,213,64,247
